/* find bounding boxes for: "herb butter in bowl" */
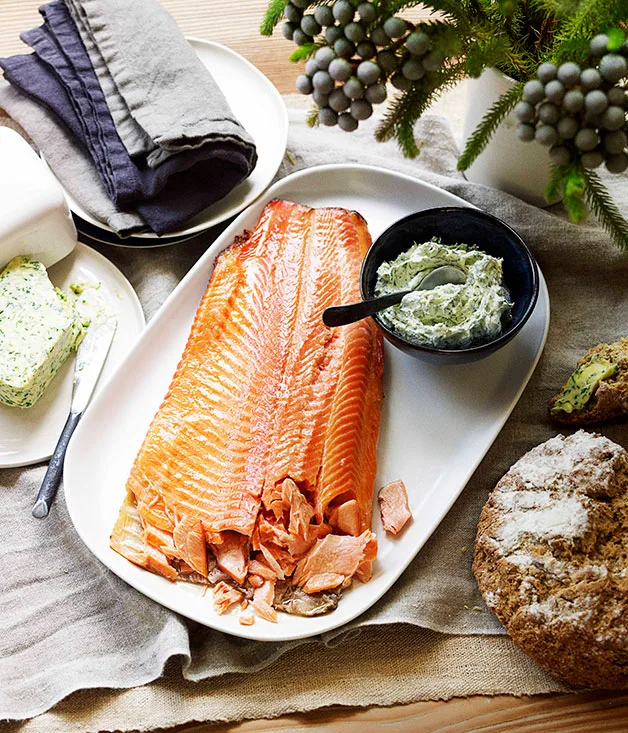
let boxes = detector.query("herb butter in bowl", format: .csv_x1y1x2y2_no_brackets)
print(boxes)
361,207,538,364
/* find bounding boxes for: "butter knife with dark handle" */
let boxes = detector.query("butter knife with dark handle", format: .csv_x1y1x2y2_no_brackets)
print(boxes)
32,318,117,519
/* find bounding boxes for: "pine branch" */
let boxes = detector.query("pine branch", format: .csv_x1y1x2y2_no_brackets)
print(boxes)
260,0,287,36
545,162,569,202
489,0,551,77
551,36,591,63
548,162,588,221
375,64,464,157
551,0,628,61
465,36,515,77
457,82,524,171
536,15,558,50
545,161,628,246
289,42,318,62
306,107,319,127
463,9,538,79
582,168,628,250
529,0,580,19
384,0,470,25
607,27,627,51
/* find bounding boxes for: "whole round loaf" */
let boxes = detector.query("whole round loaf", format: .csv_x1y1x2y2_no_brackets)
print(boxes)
473,430,628,689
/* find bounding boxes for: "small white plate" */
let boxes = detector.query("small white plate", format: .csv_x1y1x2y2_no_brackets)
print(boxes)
61,38,288,244
65,165,550,641
0,243,145,468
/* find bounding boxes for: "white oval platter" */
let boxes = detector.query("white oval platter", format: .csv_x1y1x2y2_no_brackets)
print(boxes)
64,164,550,641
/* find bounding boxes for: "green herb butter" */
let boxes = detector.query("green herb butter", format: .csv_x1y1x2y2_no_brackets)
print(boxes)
375,240,512,349
551,355,618,414
0,256,82,408
69,279,110,331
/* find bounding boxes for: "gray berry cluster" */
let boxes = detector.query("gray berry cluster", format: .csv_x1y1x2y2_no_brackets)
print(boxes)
284,0,443,131
515,34,628,173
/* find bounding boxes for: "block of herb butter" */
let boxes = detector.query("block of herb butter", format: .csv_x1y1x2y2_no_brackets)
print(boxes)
0,256,82,408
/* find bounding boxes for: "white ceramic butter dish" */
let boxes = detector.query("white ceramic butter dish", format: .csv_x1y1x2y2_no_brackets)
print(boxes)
0,127,76,270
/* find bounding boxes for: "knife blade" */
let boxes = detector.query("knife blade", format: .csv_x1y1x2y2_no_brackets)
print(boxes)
32,317,117,519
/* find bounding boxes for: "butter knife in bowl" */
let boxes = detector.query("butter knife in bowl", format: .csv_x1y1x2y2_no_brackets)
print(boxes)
32,317,117,519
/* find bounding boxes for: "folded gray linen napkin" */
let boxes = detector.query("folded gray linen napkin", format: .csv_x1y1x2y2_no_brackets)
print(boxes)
1,108,627,722
65,0,251,168
64,0,155,159
0,0,258,236
0,79,147,236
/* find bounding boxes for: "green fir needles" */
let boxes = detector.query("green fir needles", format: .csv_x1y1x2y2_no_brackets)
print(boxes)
262,0,628,249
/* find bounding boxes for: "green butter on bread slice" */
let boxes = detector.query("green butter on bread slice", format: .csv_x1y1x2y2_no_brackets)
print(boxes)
550,337,628,424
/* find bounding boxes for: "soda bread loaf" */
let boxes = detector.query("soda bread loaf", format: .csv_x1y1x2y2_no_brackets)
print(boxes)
473,430,628,689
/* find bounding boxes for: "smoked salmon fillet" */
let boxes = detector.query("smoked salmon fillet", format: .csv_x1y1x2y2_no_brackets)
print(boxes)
111,199,384,620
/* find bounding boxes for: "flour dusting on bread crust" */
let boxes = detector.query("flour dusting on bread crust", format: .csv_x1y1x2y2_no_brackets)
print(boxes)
474,430,628,689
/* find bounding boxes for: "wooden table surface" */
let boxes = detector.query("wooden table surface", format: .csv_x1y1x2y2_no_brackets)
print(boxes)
1,1,627,731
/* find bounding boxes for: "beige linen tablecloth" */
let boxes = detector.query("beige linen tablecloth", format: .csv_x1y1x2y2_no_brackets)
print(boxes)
2,103,628,730
4,628,564,733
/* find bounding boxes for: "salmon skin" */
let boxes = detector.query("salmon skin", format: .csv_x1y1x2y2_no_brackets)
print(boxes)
111,199,384,620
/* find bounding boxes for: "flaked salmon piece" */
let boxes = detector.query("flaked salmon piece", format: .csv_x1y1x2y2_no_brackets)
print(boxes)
355,536,379,583
173,515,207,577
260,483,284,521
256,542,285,580
259,541,299,580
293,530,378,591
256,514,292,549
175,561,207,584
248,557,277,580
378,480,412,535
239,612,255,626
257,479,317,559
206,555,231,585
251,518,304,579
284,478,315,539
252,579,276,622
328,499,361,536
213,581,244,615
313,523,333,541
248,574,265,588
286,533,315,558
211,532,248,584
143,523,177,559
302,572,345,594
110,491,178,582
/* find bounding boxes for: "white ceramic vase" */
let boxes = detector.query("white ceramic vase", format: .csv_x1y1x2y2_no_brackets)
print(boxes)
462,68,553,207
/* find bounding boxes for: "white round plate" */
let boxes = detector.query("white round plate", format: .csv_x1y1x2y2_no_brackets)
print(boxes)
0,243,145,468
60,38,288,244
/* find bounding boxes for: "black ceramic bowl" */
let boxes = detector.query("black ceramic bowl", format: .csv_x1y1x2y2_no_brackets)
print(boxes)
360,207,539,365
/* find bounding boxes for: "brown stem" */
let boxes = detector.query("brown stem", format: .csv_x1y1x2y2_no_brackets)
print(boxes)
537,17,556,50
